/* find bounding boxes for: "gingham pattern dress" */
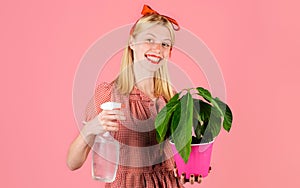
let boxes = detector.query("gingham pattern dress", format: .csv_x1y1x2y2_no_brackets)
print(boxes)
85,82,183,188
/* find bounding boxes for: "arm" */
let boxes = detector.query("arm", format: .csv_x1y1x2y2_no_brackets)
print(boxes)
66,82,124,170
67,83,110,170
66,116,103,171
66,129,93,171
66,110,125,171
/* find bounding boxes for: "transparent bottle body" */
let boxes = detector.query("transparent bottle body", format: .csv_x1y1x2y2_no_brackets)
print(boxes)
92,133,119,182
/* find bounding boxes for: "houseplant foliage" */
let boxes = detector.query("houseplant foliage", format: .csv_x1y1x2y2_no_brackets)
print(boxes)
155,87,233,163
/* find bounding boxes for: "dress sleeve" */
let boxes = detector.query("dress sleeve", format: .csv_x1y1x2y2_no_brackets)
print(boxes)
84,82,112,122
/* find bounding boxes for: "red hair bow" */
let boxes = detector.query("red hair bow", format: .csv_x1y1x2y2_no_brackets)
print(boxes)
141,5,180,31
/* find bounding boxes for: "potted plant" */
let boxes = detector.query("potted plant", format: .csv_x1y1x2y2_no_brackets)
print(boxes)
155,87,233,181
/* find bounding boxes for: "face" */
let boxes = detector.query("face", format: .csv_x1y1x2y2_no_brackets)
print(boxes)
130,24,172,72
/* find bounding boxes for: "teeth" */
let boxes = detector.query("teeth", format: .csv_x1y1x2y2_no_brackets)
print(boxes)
146,55,160,63
148,56,159,62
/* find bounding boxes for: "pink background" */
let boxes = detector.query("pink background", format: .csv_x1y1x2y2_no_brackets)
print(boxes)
1,0,300,187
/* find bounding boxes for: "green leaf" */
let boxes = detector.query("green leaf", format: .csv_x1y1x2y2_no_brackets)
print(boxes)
196,87,224,118
201,131,214,143
196,87,213,103
155,107,169,143
168,93,180,104
194,122,202,139
192,99,201,135
155,93,180,143
178,137,192,163
172,92,194,163
196,87,233,133
199,100,212,121
200,121,208,135
194,99,216,141
155,102,178,143
200,105,222,143
208,107,222,137
170,102,181,140
215,97,233,132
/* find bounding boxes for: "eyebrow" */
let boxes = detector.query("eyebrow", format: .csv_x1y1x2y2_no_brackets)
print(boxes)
145,33,172,42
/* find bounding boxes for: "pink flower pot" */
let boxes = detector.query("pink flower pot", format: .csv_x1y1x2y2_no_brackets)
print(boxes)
170,140,214,178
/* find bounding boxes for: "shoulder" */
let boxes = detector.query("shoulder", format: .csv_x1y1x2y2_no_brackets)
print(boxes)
95,82,113,94
94,81,115,102
84,82,114,121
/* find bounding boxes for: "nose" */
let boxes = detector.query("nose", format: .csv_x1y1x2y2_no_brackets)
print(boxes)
151,42,162,52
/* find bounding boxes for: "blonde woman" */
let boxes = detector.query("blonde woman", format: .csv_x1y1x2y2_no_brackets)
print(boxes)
67,5,183,188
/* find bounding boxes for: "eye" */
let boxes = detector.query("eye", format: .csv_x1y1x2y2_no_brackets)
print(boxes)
146,39,155,43
162,42,171,48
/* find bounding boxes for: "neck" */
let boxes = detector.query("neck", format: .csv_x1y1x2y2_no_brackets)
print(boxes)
135,79,154,93
133,64,155,98
133,63,155,80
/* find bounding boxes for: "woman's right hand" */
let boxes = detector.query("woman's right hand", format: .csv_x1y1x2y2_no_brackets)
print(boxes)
81,109,126,144
67,109,125,171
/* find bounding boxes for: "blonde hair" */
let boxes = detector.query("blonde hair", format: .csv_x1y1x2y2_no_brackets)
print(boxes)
115,14,175,101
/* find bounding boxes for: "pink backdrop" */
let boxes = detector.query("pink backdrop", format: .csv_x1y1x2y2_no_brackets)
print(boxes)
1,0,300,187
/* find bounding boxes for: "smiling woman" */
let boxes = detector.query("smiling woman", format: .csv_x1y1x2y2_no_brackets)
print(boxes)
67,5,184,188
129,25,172,79
131,28,172,65
116,11,176,100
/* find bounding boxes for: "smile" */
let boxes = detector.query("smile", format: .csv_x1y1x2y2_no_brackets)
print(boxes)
145,54,162,64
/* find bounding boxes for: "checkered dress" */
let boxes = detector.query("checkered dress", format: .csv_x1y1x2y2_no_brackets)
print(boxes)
85,82,183,188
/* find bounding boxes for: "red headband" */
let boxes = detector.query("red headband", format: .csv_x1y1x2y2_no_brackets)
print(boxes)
141,5,180,31
130,5,180,34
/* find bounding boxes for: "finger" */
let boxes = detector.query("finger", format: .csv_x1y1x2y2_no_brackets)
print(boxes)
189,174,195,184
180,173,186,184
100,114,126,121
105,126,119,131
101,121,120,131
101,120,119,127
173,168,178,177
102,110,124,116
99,110,125,118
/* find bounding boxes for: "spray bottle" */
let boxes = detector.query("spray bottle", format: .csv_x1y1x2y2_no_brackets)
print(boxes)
91,102,123,182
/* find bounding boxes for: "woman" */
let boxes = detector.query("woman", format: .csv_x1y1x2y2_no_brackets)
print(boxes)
67,5,183,188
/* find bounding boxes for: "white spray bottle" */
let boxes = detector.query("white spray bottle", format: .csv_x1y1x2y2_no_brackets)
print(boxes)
91,102,122,182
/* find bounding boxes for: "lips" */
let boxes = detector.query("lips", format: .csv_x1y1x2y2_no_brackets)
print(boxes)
145,54,162,64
